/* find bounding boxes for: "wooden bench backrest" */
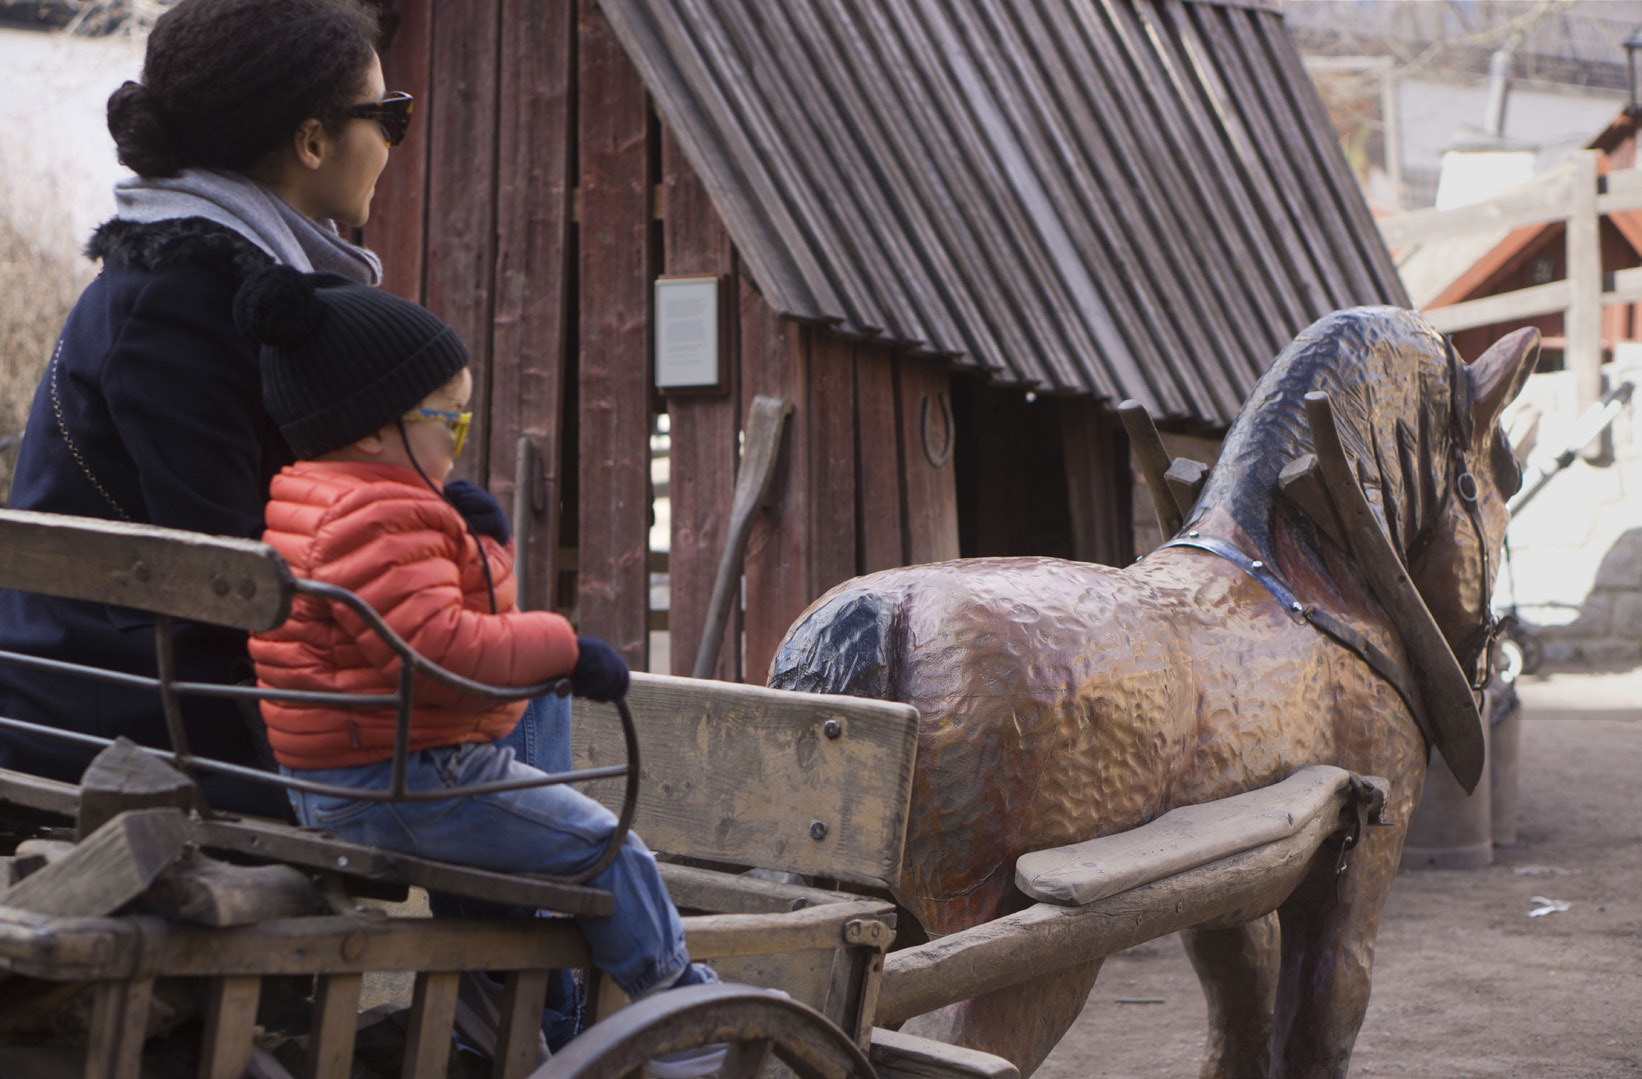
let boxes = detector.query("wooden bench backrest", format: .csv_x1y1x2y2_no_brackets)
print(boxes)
0,509,292,633
574,673,919,889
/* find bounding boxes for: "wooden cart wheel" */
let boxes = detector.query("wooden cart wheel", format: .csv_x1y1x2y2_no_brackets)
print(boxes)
530,983,875,1079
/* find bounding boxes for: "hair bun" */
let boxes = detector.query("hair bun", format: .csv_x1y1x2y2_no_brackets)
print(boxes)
106,80,182,178
235,266,326,347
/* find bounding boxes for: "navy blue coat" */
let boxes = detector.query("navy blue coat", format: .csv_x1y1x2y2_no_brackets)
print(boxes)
0,217,294,815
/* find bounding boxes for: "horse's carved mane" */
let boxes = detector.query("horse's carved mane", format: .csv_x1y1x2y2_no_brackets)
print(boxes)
1188,306,1456,568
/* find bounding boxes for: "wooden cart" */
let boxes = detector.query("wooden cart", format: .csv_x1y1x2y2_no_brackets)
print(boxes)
0,510,1383,1079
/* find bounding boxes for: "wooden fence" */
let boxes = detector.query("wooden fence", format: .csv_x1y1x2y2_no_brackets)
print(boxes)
1377,149,1642,440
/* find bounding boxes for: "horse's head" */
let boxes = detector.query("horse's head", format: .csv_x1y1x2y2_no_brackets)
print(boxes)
1406,326,1539,683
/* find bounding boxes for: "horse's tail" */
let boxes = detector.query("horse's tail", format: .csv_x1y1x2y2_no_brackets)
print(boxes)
767,588,900,701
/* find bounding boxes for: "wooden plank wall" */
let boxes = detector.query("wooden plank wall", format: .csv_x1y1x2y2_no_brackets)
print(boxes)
369,0,967,684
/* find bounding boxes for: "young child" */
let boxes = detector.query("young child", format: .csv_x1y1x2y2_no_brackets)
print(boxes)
236,266,725,1073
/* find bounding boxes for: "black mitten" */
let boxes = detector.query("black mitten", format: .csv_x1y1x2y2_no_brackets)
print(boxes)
570,636,630,702
444,479,511,545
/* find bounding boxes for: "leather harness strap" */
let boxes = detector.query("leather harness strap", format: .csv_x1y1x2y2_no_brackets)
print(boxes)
1159,533,1435,748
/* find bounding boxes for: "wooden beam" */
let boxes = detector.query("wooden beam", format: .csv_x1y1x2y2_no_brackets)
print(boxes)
0,808,190,918
77,738,199,837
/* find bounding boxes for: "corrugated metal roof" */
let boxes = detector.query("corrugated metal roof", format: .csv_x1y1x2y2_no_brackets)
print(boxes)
599,0,1407,426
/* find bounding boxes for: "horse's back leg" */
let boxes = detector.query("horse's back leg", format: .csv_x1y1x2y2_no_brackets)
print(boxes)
1181,912,1280,1078
898,958,1104,1078
1272,826,1402,1079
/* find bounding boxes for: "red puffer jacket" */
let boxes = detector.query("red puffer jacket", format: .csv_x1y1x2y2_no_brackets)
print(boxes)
251,461,580,769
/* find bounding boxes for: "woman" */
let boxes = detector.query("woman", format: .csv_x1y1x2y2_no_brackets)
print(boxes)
0,0,402,814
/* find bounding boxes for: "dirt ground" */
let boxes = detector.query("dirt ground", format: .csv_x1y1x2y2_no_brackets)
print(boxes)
1034,669,1642,1079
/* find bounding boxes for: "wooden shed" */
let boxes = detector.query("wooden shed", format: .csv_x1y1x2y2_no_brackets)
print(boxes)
363,0,1404,684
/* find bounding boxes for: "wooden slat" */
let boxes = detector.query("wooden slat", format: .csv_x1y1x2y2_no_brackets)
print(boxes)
965,0,1237,415
1081,0,1301,355
577,0,654,668
572,672,918,886
679,899,895,959
489,0,576,612
874,1,1109,396
1004,0,1267,406
84,977,153,1079
855,345,907,573
739,287,807,682
897,356,959,565
424,0,501,483
495,969,550,1078
152,916,591,979
1198,4,1358,307
807,334,859,600
194,817,613,917
754,2,971,357
870,1028,1021,1079
799,0,1018,377
367,0,431,303
681,0,891,338
1595,166,1642,215
1422,281,1572,333
1059,398,1130,567
1258,9,1408,305
0,510,291,632
1377,161,1577,249
200,976,261,1079
662,128,742,680
1568,151,1604,427
308,973,363,1079
402,971,459,1079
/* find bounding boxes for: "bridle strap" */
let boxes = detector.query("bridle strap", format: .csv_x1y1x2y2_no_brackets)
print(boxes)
1159,533,1435,748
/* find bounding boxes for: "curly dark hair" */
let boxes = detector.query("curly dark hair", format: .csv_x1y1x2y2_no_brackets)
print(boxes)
107,0,383,178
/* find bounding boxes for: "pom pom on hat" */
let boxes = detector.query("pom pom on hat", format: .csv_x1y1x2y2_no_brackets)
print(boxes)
240,269,469,458
234,265,326,347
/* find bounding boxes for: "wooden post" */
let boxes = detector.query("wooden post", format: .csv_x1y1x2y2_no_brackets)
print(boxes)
856,346,906,574
897,355,959,565
1566,150,1606,462
578,0,654,669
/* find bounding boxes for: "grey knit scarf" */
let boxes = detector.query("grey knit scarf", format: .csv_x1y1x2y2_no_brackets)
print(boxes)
114,167,383,285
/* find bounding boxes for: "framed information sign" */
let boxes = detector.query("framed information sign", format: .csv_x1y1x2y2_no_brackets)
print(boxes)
654,274,724,392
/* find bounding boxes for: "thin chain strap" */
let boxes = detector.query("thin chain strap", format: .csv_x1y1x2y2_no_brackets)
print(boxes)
49,336,133,522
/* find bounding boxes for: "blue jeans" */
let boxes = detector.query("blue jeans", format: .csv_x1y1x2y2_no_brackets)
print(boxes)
283,697,690,1000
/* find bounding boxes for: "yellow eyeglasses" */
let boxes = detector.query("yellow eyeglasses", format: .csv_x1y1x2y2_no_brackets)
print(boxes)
404,407,471,457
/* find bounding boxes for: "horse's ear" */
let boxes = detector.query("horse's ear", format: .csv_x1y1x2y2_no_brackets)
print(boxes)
1467,326,1540,439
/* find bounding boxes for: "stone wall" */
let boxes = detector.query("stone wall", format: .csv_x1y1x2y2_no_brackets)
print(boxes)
1497,366,1642,671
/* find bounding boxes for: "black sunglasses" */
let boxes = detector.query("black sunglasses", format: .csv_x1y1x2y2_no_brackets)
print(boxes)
348,91,413,147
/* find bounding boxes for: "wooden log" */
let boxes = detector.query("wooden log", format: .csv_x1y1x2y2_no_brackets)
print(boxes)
141,851,320,928
77,737,199,837
0,809,190,918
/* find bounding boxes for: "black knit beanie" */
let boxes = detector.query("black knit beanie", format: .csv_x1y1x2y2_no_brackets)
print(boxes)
234,266,469,458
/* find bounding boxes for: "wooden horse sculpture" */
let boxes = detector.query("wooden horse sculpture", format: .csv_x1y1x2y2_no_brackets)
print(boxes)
769,308,1540,1078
